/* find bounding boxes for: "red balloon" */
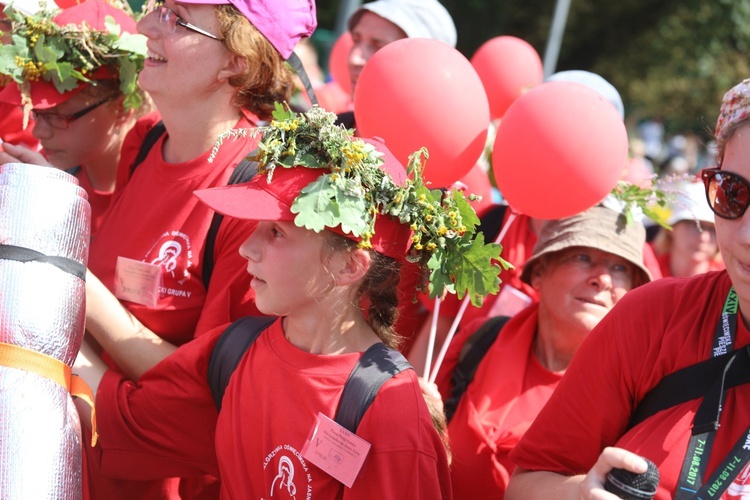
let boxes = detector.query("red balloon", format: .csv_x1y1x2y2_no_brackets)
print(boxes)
354,38,490,188
329,32,353,96
471,36,543,120
492,81,628,219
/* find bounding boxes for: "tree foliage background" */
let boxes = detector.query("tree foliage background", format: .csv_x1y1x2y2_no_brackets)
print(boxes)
315,0,750,139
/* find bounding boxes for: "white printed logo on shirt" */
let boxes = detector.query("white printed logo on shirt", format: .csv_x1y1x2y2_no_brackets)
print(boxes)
143,231,195,286
263,444,312,499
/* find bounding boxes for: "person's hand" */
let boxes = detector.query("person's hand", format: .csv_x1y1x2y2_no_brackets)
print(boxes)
417,376,444,415
579,446,648,499
0,142,51,167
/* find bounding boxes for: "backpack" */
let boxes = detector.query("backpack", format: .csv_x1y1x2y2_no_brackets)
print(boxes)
443,315,511,422
130,121,259,288
207,316,413,433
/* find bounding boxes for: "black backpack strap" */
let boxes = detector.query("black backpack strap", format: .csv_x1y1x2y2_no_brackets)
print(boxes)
202,157,259,288
334,343,412,433
207,315,277,410
627,345,750,430
477,204,509,242
287,51,318,106
131,121,166,174
444,315,511,422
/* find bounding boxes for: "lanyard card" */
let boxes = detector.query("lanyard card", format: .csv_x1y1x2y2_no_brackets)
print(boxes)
114,256,161,307
301,412,371,488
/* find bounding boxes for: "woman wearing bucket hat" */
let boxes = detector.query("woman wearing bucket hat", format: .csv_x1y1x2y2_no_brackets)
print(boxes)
428,203,650,498
0,0,151,234
75,105,505,499
650,179,725,277
506,79,750,499
80,0,315,497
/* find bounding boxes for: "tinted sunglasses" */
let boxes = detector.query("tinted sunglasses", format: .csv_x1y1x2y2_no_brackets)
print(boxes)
701,167,750,220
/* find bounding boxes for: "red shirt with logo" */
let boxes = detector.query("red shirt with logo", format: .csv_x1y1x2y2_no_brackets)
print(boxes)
88,113,262,348
92,320,453,499
510,271,750,499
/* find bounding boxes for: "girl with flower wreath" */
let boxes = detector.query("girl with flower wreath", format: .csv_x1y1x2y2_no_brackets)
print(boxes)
74,105,503,499
0,0,152,234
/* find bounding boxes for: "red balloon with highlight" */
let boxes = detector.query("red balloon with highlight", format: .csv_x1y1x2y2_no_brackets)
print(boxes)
492,81,628,219
354,38,490,188
471,36,543,120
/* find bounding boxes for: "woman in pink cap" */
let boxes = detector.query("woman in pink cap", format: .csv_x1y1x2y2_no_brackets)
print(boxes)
0,0,150,234
75,106,505,498
80,0,316,497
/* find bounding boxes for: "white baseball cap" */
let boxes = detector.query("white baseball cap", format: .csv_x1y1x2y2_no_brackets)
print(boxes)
348,0,457,48
667,180,715,226
546,70,625,120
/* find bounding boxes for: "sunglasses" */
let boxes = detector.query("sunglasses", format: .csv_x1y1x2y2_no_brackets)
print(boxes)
701,167,750,220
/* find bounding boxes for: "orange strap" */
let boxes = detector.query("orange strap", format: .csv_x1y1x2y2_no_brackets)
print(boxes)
0,342,98,446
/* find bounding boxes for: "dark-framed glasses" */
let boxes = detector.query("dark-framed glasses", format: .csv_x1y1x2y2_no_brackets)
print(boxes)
32,94,118,130
158,6,223,41
701,167,750,220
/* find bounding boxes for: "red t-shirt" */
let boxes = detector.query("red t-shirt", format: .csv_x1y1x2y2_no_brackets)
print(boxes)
442,303,563,498
510,271,750,499
93,320,453,498
88,113,262,348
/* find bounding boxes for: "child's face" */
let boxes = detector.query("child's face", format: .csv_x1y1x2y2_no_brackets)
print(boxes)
239,221,337,316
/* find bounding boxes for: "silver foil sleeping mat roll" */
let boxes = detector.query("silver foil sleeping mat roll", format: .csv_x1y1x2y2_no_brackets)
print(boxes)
0,163,90,499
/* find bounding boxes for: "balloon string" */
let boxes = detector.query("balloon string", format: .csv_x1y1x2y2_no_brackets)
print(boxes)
428,209,518,384
423,297,441,379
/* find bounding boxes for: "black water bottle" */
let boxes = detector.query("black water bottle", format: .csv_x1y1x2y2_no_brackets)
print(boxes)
604,457,660,499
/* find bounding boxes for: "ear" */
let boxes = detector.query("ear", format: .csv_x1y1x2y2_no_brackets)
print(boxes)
529,265,544,292
217,53,247,83
333,248,372,286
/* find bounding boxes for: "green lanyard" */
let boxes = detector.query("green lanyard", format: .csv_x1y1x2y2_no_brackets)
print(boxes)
673,288,749,499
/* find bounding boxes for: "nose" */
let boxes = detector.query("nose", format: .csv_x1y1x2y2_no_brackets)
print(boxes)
698,226,716,242
137,8,161,38
31,116,54,140
587,262,614,290
239,230,261,262
348,43,370,71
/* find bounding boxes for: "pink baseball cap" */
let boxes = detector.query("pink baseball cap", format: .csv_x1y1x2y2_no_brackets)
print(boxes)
194,138,413,260
177,0,316,60
0,0,137,109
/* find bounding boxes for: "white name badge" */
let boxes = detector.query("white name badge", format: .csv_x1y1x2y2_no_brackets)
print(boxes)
301,412,371,488
114,256,161,307
487,285,533,318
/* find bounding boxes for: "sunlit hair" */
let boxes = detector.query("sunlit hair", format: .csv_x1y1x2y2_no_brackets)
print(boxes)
323,233,403,350
215,5,294,120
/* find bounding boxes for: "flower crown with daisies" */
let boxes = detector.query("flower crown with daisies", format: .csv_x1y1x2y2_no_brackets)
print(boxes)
0,2,146,121
251,104,506,307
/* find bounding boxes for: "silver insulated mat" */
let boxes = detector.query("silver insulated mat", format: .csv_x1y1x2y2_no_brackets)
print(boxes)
0,163,90,499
